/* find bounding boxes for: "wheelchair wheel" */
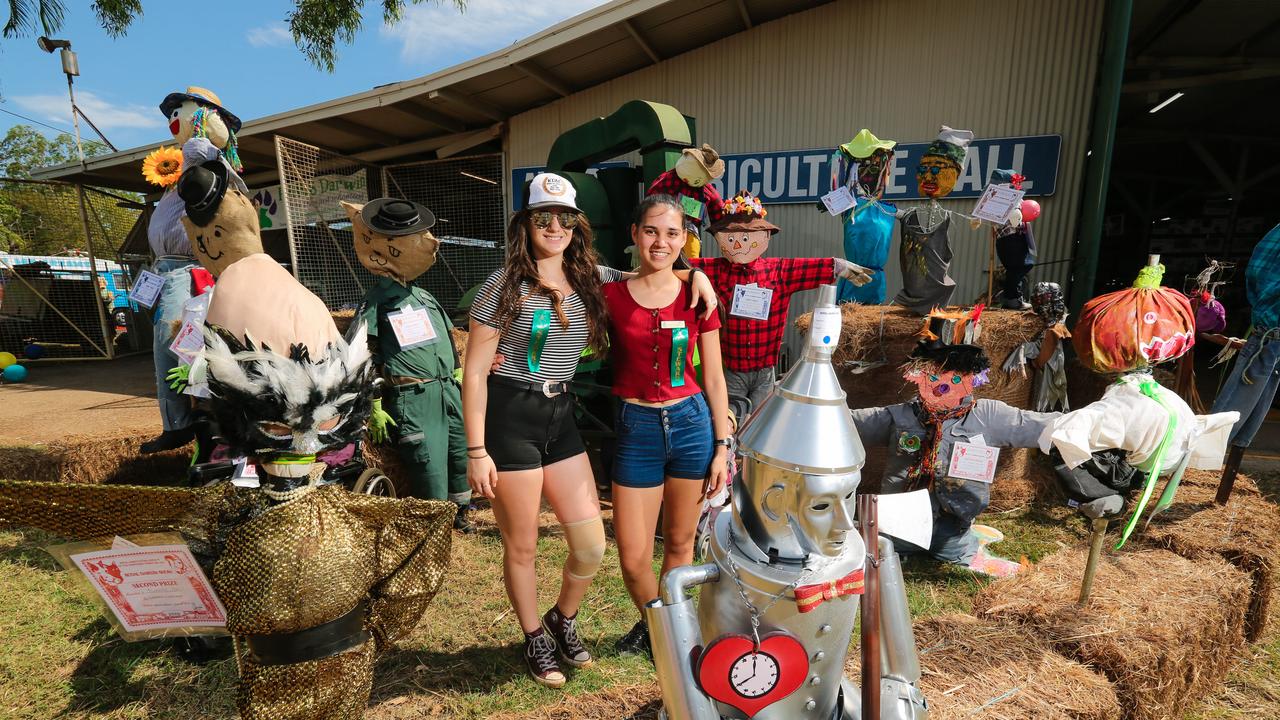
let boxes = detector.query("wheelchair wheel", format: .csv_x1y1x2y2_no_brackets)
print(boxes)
352,468,397,498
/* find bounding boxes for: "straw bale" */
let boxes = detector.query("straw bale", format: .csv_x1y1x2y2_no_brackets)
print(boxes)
1180,467,1263,499
332,308,356,335
1142,479,1280,641
846,614,1121,720
974,547,1250,720
359,439,412,497
0,433,190,485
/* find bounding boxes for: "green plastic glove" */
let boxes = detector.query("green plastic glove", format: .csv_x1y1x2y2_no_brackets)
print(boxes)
167,364,190,393
369,398,396,444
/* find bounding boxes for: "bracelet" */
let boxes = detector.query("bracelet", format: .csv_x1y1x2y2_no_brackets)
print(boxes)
713,438,732,448
468,452,489,459
466,445,485,451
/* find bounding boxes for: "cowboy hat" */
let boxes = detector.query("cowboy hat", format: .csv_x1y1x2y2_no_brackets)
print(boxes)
680,144,725,179
159,86,242,133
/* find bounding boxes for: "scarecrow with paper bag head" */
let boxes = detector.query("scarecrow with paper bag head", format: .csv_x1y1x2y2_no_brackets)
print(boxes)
894,125,973,315
140,86,248,456
850,310,1062,577
688,192,873,423
646,143,727,259
0,262,456,720
830,129,898,304
342,198,473,531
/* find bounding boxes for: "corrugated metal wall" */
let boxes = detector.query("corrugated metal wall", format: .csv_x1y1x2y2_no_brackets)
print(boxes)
508,0,1105,363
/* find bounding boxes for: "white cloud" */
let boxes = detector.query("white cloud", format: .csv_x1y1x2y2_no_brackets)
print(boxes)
246,23,293,48
12,90,162,131
383,0,611,64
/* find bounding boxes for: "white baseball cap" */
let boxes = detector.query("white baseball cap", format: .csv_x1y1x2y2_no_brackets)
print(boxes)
526,172,579,210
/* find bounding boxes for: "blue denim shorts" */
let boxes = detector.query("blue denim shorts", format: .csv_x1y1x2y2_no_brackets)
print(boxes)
613,394,714,488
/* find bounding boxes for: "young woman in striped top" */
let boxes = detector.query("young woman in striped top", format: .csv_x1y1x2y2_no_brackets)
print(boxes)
464,173,716,687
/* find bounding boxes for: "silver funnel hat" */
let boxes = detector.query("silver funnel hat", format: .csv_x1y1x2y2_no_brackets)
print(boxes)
733,285,866,563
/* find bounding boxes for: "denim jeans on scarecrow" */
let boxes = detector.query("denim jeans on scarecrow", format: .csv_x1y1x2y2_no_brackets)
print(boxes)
151,256,198,432
1211,328,1280,449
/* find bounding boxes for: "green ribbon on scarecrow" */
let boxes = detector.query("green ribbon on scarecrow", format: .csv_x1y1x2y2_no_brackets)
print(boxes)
1115,378,1181,549
528,309,551,373
670,327,689,388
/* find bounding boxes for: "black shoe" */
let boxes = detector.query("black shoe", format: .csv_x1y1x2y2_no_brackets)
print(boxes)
453,504,476,534
523,628,566,688
171,636,231,665
141,427,195,454
1000,296,1032,311
615,620,652,659
543,605,592,668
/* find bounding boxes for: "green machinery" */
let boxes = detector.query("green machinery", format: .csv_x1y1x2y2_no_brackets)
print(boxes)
540,100,698,268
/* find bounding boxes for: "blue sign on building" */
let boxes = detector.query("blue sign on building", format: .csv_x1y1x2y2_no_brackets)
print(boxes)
512,134,1061,207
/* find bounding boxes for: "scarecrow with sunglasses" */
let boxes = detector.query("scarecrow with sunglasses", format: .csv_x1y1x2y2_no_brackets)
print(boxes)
344,198,474,532
646,143,727,258
689,193,874,422
829,129,899,304
894,126,974,315
851,311,1062,577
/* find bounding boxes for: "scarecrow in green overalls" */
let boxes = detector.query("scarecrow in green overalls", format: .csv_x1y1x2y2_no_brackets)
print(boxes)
342,198,473,532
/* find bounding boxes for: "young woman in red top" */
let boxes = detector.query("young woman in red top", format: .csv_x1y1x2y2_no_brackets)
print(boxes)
603,194,731,657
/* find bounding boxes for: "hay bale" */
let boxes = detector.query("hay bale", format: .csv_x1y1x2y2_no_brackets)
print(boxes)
847,614,1121,720
359,439,412,497
1143,480,1280,641
974,547,1250,720
332,308,356,335
0,433,190,485
797,304,1042,411
988,447,1063,512
1180,467,1263,498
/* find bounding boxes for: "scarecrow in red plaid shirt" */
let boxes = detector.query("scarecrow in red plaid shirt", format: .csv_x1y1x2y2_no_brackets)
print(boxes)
646,143,727,259
689,192,874,423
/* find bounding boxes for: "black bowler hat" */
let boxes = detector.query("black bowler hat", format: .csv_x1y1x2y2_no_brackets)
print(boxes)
910,316,990,373
176,159,229,227
360,198,436,236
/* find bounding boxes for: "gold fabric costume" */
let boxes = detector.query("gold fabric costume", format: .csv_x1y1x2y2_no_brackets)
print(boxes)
0,480,454,720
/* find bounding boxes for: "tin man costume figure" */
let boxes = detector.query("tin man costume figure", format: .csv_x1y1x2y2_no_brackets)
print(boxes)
646,285,929,720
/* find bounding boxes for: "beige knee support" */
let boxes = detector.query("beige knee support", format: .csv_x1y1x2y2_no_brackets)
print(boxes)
563,515,606,581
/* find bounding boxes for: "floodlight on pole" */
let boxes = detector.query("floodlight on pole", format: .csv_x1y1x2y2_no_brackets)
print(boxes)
36,36,116,163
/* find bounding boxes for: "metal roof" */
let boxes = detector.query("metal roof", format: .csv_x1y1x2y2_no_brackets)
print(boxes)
31,0,829,192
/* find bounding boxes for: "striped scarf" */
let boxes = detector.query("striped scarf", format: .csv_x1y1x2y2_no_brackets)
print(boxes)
906,400,974,491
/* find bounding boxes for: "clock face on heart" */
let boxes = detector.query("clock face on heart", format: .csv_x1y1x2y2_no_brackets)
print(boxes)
696,632,808,717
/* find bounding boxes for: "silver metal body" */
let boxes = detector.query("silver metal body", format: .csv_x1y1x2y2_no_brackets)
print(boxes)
648,286,928,720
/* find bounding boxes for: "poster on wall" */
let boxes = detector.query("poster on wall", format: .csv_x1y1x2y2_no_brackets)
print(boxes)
511,135,1061,207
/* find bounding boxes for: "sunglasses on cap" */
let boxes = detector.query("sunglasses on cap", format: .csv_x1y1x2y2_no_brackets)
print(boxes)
916,165,944,176
531,210,580,230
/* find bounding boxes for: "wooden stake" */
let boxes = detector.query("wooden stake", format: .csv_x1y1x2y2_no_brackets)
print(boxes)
1078,518,1109,605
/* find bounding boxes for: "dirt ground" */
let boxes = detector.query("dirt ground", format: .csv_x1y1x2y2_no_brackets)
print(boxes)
0,355,160,444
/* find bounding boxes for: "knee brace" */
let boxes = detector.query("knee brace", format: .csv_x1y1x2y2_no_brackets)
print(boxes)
563,515,606,581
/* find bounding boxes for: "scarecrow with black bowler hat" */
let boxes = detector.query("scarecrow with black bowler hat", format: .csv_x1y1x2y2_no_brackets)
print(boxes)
343,198,473,532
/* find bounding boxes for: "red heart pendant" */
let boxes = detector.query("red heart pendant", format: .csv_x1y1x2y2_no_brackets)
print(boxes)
696,631,809,717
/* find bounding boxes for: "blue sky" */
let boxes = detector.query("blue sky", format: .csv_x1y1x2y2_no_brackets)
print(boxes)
0,0,608,152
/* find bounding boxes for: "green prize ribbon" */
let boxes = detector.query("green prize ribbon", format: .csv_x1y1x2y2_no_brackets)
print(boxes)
680,195,706,222
528,309,551,373
670,327,689,388
1116,378,1180,549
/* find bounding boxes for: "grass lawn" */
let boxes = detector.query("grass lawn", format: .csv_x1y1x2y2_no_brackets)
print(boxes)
1,480,1277,719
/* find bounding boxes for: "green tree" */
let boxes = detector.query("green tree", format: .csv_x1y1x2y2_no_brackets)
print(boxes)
0,124,106,178
3,0,466,71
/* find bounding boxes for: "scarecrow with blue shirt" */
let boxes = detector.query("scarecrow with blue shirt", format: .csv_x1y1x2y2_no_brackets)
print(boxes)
342,198,473,532
829,129,898,304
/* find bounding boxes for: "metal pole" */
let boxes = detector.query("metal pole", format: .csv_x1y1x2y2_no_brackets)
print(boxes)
76,183,115,359
858,494,881,720
1068,0,1135,315
66,74,86,165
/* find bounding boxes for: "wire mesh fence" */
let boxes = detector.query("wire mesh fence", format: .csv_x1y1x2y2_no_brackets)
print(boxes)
275,136,506,316
0,179,146,359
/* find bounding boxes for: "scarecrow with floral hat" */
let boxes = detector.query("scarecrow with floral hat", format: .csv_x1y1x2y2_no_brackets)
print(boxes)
829,128,899,304
646,143,727,259
688,192,873,422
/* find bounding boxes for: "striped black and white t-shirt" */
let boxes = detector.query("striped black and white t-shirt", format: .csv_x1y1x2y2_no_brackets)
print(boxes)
471,265,623,383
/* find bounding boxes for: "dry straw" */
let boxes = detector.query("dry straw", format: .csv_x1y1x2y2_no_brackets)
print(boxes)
846,613,1121,720
974,547,1250,720
0,433,189,485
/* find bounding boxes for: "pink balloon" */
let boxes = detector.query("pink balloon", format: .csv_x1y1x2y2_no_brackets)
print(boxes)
1020,199,1041,222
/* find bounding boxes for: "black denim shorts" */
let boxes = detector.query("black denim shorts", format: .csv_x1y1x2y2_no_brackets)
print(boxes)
485,377,585,471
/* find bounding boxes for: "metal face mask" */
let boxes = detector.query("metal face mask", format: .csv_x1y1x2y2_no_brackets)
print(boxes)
758,470,861,559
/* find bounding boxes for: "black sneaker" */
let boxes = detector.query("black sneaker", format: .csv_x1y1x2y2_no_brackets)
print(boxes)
523,628,566,688
543,606,592,668
615,620,652,659
140,427,195,454
453,504,476,534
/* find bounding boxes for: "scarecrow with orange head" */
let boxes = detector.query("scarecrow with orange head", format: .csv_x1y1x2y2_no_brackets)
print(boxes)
894,126,973,315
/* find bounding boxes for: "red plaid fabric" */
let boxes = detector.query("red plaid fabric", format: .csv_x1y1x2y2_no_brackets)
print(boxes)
647,170,725,223
690,256,835,372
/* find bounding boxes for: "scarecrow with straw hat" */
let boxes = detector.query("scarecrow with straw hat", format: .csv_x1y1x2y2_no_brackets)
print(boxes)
140,87,247,455
342,197,474,532
688,192,874,423
646,143,727,258
851,311,1063,577
829,128,899,304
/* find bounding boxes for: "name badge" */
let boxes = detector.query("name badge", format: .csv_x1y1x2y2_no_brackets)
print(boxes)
388,306,438,350
947,442,1000,484
661,320,687,329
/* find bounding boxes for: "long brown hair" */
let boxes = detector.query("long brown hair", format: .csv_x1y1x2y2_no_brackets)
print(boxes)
491,208,610,356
